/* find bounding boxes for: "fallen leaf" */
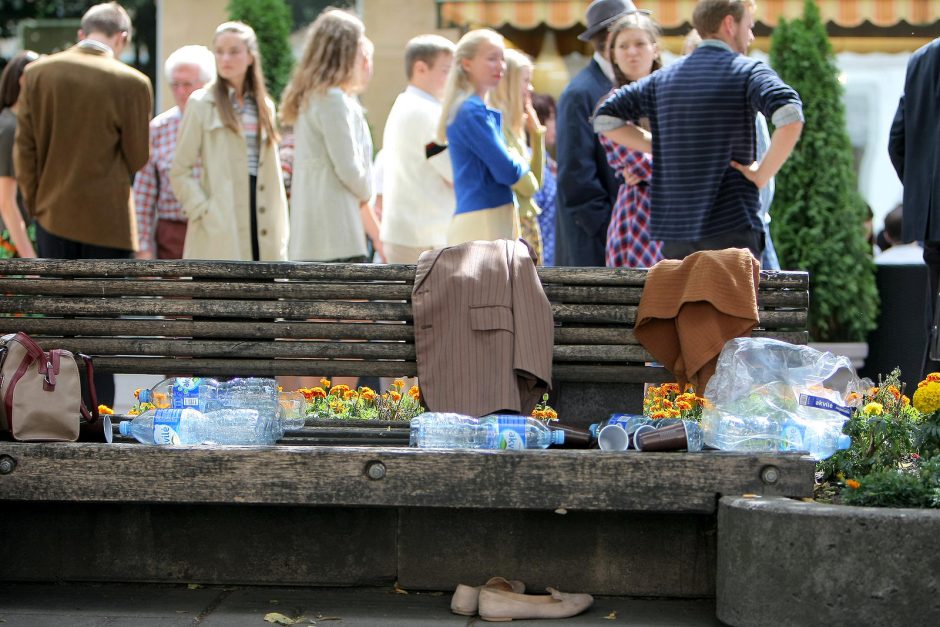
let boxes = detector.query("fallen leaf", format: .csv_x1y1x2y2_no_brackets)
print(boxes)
264,612,297,625
315,615,342,621
187,583,203,590
393,582,409,595
604,610,617,620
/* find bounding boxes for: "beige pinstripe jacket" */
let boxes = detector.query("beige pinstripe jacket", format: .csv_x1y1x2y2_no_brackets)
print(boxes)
412,239,554,417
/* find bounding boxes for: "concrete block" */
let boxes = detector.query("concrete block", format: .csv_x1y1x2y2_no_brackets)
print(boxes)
717,496,940,626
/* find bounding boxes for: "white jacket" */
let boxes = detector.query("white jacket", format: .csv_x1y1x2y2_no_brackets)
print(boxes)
289,87,372,261
380,86,454,248
170,86,289,261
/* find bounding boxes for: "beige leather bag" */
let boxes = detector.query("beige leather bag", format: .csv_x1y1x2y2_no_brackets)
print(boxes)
0,332,98,442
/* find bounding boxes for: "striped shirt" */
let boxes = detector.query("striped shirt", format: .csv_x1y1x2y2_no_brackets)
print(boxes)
133,107,201,255
595,41,803,241
231,90,260,176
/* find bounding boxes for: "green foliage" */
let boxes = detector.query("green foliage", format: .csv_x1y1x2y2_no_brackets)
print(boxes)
842,455,940,509
915,410,940,459
228,0,294,101
818,369,921,481
768,0,879,341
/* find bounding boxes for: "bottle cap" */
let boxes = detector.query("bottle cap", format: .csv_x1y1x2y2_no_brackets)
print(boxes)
139,389,152,404
118,420,130,437
551,429,566,446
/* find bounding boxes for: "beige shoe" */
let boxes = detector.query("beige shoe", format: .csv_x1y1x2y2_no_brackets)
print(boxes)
478,586,593,622
450,577,526,616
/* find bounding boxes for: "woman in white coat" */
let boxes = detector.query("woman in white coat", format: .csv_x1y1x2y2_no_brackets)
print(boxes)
170,21,288,261
280,9,381,262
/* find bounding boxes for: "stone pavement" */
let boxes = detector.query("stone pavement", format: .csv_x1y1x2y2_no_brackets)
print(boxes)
0,583,722,626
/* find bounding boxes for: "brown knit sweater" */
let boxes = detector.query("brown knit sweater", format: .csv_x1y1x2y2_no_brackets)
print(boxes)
635,248,760,390
14,45,152,250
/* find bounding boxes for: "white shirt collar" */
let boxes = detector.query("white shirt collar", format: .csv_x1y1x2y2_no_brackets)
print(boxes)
405,84,440,104
593,52,615,82
77,39,113,55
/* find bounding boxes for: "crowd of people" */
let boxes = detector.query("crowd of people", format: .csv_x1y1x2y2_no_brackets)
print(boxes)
0,0,808,274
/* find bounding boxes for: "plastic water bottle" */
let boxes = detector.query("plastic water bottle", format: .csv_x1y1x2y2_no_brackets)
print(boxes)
781,420,851,460
217,377,279,420
138,377,220,412
410,413,564,449
118,408,217,445
118,407,280,446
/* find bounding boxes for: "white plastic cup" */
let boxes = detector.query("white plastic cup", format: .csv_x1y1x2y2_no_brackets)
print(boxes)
597,424,630,451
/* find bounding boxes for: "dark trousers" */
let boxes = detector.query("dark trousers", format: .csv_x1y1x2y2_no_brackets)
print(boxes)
36,223,133,408
922,241,940,377
661,229,765,261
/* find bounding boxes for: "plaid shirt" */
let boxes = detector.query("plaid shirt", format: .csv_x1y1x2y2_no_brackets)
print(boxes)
133,107,200,255
601,133,662,268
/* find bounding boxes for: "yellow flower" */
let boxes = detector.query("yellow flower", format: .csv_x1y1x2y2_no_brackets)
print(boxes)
862,402,883,416
389,390,402,402
393,378,406,390
344,390,359,401
98,404,114,415
845,479,861,489
320,378,332,389
360,388,377,402
139,402,155,412
408,385,421,402
913,381,940,415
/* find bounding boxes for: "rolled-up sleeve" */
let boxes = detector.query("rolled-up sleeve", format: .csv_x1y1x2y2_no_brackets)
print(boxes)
747,63,804,126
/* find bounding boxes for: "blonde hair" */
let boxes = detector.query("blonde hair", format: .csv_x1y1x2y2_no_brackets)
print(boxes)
211,21,279,144
607,13,663,88
436,28,504,144
280,9,364,125
489,48,532,140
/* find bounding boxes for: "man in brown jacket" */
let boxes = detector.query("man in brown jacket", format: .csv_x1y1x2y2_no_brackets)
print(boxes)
15,2,152,258
15,1,152,405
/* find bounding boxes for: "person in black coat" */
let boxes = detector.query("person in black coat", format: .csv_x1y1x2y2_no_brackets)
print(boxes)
888,37,940,376
555,0,646,267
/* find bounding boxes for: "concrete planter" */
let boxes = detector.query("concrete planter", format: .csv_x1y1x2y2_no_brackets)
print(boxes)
717,496,940,626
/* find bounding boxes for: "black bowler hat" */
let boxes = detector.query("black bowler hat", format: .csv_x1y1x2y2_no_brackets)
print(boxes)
578,0,652,42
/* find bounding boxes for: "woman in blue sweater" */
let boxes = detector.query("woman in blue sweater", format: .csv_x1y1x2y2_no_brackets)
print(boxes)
436,29,528,245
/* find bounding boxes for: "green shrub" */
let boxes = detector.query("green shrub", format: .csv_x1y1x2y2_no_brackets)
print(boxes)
768,0,879,341
842,456,940,509
228,0,294,101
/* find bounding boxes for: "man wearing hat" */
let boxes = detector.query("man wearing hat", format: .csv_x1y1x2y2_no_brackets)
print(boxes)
556,0,647,266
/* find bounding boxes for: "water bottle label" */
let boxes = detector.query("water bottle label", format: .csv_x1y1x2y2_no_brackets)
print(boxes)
798,393,852,418
781,424,804,451
172,378,202,409
496,416,527,450
153,409,183,445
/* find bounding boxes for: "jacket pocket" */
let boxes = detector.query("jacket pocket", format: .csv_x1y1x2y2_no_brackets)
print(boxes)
469,305,514,333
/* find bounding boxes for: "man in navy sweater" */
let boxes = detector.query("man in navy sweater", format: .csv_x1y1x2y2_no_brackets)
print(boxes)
594,0,803,260
556,0,646,267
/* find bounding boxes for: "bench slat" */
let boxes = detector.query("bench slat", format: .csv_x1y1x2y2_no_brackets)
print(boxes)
0,443,815,514
0,258,810,289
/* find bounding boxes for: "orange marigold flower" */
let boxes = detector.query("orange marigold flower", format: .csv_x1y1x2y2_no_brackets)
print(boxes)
344,390,359,401
676,400,693,411
666,409,681,418
662,383,681,394
869,387,879,396
390,390,402,402
408,385,421,401
662,399,674,409
320,378,332,389
845,392,860,404
902,395,910,407
887,386,901,400
98,404,114,415
651,410,667,419
845,479,861,490
394,378,406,389
360,388,377,402
133,388,142,400
926,373,940,383
329,384,350,396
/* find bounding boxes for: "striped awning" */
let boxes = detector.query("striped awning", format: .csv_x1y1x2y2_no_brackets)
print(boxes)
437,0,940,30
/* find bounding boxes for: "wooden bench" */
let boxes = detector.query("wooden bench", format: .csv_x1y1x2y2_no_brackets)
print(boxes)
0,258,814,596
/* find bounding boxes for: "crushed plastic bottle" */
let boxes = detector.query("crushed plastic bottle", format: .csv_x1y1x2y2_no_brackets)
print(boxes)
410,413,564,449
118,407,281,445
138,377,220,412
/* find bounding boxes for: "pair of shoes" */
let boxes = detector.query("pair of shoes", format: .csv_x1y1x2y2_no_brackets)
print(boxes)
451,577,525,616
478,586,594,622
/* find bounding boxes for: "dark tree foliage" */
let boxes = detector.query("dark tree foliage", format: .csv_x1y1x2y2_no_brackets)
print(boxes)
228,0,293,101
768,0,879,341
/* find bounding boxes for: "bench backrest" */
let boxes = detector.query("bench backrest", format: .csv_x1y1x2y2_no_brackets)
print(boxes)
0,259,809,383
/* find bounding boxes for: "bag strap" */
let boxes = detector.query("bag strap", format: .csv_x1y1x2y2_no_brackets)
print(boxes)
78,354,99,424
12,332,44,363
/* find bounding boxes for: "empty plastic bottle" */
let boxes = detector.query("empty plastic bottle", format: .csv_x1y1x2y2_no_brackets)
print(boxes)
781,420,851,461
217,377,279,420
138,377,220,412
410,413,564,449
118,407,280,446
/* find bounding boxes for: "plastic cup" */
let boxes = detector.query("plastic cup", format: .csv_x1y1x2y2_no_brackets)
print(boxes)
597,424,630,451
635,421,704,452
630,424,657,449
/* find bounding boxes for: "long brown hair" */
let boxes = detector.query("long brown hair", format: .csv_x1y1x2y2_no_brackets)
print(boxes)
0,50,39,108
280,9,364,126
211,21,279,144
607,13,663,88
